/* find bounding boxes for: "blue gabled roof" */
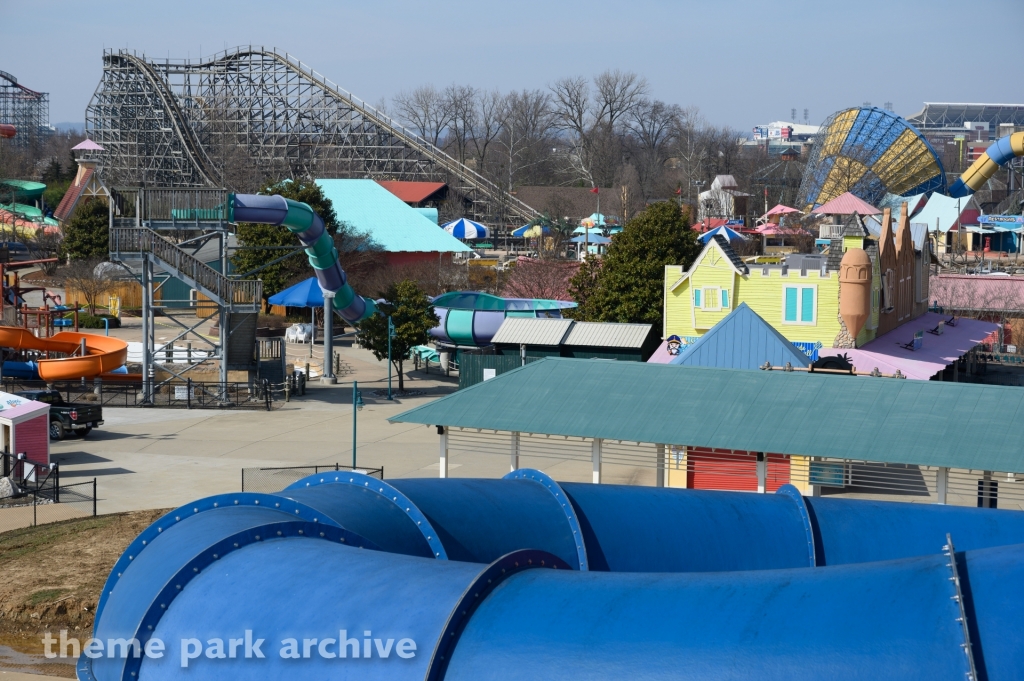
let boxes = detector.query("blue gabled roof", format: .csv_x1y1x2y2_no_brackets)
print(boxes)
315,179,471,253
671,303,810,370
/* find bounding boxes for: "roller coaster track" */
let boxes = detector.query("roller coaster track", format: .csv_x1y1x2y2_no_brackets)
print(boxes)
87,47,538,225
111,53,223,187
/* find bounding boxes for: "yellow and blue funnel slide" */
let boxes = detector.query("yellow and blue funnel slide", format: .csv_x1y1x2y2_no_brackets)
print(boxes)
949,131,1024,198
229,193,376,323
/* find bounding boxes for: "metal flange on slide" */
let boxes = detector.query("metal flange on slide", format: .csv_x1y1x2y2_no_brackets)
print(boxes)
229,193,376,322
83,476,1024,680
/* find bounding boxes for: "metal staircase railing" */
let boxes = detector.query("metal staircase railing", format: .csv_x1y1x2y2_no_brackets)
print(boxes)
110,227,261,311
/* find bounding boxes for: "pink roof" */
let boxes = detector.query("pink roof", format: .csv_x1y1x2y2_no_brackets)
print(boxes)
755,223,803,235
811,192,882,216
692,218,730,233
71,139,105,151
0,400,49,421
762,204,801,217
647,339,676,364
817,312,999,380
930,274,1024,313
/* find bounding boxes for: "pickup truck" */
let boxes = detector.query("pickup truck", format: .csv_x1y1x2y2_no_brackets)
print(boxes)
15,390,104,441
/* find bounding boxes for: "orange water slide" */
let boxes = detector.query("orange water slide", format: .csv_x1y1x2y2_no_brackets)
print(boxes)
0,328,129,380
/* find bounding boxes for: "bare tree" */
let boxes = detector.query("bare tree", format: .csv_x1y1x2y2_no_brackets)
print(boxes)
57,258,114,315
393,86,454,147
626,99,680,198
470,90,506,171
444,84,478,166
549,76,595,186
593,70,649,129
495,90,556,191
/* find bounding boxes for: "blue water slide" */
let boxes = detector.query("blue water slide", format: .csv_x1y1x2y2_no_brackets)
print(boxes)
269,472,1024,572
229,193,376,322
85,512,1024,681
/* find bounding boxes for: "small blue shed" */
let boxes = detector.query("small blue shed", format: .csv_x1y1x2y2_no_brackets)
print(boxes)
671,303,811,370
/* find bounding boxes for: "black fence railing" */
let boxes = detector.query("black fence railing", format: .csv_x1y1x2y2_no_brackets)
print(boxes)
0,379,275,410
0,478,97,534
241,464,384,494
2,451,59,497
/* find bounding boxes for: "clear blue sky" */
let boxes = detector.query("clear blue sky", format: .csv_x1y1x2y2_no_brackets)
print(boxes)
5,0,1020,130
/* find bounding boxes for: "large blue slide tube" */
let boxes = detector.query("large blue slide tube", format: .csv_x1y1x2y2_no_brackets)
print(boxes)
85,475,1024,680
84,519,1023,681
229,193,376,322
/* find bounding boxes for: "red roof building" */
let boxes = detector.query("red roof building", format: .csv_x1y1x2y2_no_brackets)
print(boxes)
376,181,448,206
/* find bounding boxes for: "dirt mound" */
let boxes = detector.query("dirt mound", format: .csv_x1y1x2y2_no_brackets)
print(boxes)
0,509,167,677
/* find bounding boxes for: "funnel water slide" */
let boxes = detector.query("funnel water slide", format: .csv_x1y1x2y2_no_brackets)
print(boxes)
229,194,376,322
949,131,1024,198
86,472,1024,681
0,328,128,380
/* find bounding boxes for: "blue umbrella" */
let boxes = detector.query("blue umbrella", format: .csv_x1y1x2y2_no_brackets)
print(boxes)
268,277,324,307
512,224,551,237
573,226,606,235
441,218,490,239
570,234,611,244
699,225,747,243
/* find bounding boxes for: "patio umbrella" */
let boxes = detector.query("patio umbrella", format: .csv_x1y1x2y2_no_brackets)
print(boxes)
570,234,611,244
441,218,490,239
268,277,324,307
512,224,550,237
699,225,747,243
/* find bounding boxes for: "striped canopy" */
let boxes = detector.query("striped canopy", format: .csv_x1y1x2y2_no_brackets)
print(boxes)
442,218,490,239
512,224,551,237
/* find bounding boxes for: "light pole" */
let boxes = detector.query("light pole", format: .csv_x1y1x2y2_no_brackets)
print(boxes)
387,316,395,400
352,380,363,469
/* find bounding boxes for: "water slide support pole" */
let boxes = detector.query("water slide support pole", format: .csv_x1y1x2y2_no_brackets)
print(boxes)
592,438,602,484
510,431,520,472
656,444,665,488
141,257,152,404
322,292,336,384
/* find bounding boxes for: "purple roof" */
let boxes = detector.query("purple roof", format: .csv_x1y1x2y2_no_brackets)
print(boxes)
818,312,999,380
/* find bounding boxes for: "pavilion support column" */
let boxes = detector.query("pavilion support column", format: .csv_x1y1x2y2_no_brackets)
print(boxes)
655,444,666,488
437,426,448,479
936,466,948,504
592,438,603,484
510,431,520,472
756,452,767,493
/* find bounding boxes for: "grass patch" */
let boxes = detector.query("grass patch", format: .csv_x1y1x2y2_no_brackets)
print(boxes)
0,515,118,561
25,588,68,606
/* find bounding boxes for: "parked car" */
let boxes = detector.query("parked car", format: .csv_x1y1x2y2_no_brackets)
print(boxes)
14,390,104,440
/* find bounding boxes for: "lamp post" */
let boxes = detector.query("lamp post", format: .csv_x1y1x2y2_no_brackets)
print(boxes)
387,316,395,400
352,380,364,469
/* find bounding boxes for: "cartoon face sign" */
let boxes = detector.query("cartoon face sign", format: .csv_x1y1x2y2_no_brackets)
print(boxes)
667,335,682,355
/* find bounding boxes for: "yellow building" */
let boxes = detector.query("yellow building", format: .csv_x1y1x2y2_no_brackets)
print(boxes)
664,233,883,353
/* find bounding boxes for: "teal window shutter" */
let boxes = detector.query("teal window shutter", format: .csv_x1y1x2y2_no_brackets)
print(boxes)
694,289,701,308
801,288,815,322
784,287,797,321
721,289,729,308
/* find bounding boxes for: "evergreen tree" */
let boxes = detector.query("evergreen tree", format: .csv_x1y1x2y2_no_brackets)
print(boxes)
588,202,699,329
357,280,439,392
566,255,602,320
61,198,109,260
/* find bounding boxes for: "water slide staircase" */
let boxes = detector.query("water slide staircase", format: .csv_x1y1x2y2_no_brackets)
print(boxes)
109,227,262,370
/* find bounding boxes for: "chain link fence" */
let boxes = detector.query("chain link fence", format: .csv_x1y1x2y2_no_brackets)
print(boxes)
0,478,97,534
241,464,384,494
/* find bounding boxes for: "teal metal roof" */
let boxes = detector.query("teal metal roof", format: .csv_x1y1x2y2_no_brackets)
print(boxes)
671,303,810,370
391,358,1024,472
315,179,471,253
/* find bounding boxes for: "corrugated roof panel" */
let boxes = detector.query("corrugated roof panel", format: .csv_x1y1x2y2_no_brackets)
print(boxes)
563,322,652,348
315,179,471,253
491,318,574,346
391,359,1024,472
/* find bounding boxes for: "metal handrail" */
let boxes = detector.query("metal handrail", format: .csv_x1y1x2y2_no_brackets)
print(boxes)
110,227,261,308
